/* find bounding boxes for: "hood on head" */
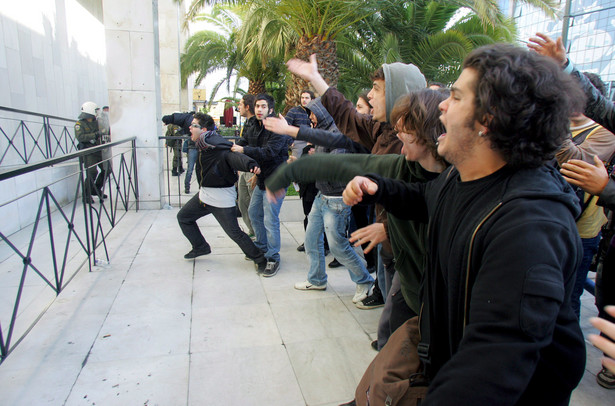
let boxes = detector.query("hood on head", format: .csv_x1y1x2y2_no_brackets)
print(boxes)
306,98,338,132
382,62,426,123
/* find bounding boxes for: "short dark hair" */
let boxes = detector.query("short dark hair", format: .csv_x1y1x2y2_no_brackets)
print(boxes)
242,94,256,114
255,93,275,115
371,67,385,82
301,90,315,99
193,112,215,131
428,81,444,88
463,43,585,168
390,89,447,163
583,72,607,96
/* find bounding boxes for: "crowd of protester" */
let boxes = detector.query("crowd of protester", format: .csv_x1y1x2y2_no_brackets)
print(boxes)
159,32,615,404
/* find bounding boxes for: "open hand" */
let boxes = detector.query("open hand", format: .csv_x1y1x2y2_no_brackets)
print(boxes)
560,155,609,195
589,306,615,374
527,33,567,66
349,223,386,254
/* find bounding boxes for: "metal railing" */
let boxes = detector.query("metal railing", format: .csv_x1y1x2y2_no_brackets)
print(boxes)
0,137,139,364
0,106,79,166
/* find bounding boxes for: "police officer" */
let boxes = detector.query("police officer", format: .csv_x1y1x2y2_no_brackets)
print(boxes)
75,101,106,204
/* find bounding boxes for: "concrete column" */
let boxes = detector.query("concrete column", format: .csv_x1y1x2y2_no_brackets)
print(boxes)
103,0,164,209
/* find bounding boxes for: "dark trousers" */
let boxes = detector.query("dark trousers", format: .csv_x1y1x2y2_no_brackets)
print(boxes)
177,193,265,262
83,153,106,199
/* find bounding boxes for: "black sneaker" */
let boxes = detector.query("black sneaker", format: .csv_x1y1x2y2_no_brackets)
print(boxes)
356,293,385,310
172,170,179,176
297,243,305,252
371,339,379,351
262,261,279,277
184,245,211,259
328,258,342,268
255,259,267,274
185,187,190,194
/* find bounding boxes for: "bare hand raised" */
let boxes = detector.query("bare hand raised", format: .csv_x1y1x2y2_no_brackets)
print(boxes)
527,33,567,66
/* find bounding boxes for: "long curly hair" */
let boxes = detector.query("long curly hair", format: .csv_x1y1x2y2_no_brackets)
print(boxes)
463,44,585,168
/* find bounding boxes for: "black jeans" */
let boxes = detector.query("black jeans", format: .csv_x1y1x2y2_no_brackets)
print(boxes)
177,194,265,262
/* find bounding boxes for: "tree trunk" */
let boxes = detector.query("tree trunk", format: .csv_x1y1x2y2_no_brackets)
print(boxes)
248,80,266,95
283,35,338,115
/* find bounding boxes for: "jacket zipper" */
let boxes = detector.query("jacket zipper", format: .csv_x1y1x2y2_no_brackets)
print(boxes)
462,202,503,333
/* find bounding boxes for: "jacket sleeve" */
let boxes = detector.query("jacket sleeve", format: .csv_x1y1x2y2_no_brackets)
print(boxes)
423,201,582,405
225,151,258,173
265,153,408,192
364,174,430,223
571,66,615,133
321,88,379,151
296,126,370,153
556,126,615,164
242,132,289,162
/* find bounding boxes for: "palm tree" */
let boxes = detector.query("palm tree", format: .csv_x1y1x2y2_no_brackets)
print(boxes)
336,0,519,99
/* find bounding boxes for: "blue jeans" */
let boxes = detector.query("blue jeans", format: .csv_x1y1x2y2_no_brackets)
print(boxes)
249,186,285,262
305,193,374,286
571,233,601,319
184,148,198,189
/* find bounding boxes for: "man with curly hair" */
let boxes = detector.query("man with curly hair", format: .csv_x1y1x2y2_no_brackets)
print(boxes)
343,43,586,405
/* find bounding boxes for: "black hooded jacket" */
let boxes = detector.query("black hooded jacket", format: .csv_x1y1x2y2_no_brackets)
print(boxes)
194,130,258,188
364,164,585,406
235,115,292,190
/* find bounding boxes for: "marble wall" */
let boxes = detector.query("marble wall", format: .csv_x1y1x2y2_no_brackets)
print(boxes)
0,0,109,235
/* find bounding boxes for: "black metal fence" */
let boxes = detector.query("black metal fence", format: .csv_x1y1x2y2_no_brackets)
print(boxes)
0,137,139,364
0,106,79,166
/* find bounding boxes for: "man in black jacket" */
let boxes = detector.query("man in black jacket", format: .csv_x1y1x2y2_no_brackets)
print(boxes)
343,44,586,405
231,94,292,277
177,113,267,272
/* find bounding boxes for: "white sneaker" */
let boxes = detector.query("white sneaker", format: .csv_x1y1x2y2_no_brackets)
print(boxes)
353,283,372,303
294,280,327,290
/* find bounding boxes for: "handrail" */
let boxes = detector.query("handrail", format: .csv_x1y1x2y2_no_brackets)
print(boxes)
0,137,137,181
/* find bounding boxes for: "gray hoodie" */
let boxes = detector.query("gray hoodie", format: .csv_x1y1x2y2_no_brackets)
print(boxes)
382,62,426,123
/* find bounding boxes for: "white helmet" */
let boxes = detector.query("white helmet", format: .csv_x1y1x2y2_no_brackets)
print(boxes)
81,101,98,116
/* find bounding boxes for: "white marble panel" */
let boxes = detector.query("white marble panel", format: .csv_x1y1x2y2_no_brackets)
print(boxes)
271,297,367,344
191,303,282,353
286,336,376,405
0,362,82,406
0,68,10,105
105,30,132,90
6,47,24,95
2,15,19,50
130,31,156,91
103,0,154,33
189,346,304,406
67,354,189,406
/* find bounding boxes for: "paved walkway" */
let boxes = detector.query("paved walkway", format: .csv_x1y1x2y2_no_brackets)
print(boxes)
0,199,614,405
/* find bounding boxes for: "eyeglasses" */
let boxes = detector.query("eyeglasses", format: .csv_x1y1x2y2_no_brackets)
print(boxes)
190,123,202,128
